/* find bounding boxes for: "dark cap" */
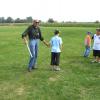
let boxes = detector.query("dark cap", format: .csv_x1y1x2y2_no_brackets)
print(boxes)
96,28,100,32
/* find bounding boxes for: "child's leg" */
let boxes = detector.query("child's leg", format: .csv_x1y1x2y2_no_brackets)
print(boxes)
84,46,90,57
84,48,87,57
51,52,56,70
56,53,60,66
92,50,97,62
97,50,100,62
55,53,60,71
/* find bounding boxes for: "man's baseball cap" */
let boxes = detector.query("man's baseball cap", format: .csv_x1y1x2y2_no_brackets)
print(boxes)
33,20,40,23
96,28,100,32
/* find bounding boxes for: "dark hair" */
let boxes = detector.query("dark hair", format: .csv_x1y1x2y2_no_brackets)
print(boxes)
96,28,100,32
54,30,60,35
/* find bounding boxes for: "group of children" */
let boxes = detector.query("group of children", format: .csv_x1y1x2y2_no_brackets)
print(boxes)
84,28,100,63
50,28,100,72
48,28,100,72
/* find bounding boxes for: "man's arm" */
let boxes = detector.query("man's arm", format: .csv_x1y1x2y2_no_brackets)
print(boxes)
22,26,31,38
38,28,49,46
42,40,50,47
22,26,30,44
38,28,44,41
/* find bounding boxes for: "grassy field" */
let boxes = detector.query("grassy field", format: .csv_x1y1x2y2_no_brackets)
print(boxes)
0,26,100,100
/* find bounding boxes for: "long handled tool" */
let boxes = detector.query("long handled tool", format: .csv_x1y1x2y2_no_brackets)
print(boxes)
26,43,33,58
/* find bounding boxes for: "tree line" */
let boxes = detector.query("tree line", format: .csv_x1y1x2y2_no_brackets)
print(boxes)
0,16,33,23
0,17,56,23
0,16,99,24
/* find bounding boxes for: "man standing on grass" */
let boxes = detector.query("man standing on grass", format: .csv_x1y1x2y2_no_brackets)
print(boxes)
22,20,48,72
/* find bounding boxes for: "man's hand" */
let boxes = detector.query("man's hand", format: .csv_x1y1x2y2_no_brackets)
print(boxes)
23,37,28,45
43,40,50,47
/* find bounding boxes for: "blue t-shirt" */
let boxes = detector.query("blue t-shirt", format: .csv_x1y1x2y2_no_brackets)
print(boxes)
50,35,63,52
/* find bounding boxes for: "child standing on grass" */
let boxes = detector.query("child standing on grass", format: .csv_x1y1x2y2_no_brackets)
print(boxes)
92,28,100,63
84,32,91,57
48,30,63,71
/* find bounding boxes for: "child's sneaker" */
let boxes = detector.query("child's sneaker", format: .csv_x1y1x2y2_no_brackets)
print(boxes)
91,60,97,63
56,67,61,71
98,61,100,63
54,66,60,71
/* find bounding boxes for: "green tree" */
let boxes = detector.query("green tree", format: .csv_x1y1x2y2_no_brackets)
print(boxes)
48,18,55,23
6,17,13,23
95,20,99,23
15,18,21,23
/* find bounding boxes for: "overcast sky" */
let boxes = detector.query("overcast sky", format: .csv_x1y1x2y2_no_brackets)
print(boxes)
0,0,100,22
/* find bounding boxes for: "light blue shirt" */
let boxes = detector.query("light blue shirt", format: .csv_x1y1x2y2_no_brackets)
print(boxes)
50,35,63,52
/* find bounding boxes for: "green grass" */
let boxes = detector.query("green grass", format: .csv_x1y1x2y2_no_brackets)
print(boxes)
0,26,100,100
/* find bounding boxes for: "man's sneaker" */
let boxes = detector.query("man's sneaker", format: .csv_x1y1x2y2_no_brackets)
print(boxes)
84,55,88,58
32,66,37,69
28,68,32,72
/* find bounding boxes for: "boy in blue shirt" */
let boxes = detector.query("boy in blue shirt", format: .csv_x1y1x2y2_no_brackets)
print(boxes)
48,30,63,71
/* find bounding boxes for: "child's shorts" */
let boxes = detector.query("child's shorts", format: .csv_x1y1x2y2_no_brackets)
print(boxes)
51,52,60,66
93,50,100,57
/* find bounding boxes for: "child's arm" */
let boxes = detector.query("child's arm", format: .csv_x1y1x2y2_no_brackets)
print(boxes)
60,38,63,51
92,35,94,40
60,44,63,51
